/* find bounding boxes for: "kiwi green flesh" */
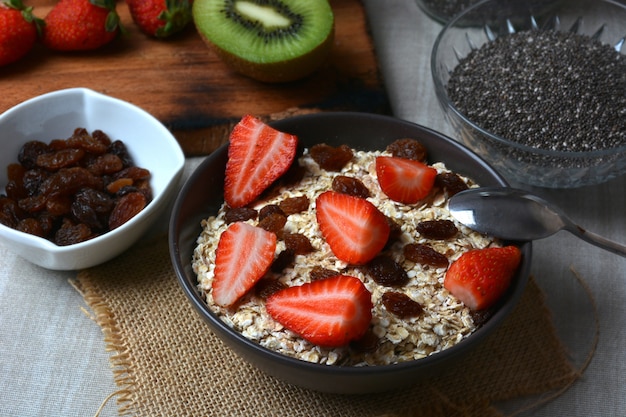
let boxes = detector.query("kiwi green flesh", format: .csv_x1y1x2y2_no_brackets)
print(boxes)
193,0,335,82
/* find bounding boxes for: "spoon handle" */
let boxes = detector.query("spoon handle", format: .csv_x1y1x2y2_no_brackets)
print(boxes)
566,225,626,258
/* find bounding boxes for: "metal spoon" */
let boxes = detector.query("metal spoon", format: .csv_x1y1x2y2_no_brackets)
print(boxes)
448,187,626,258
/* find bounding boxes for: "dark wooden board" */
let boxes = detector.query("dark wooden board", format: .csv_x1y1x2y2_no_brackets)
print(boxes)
0,0,389,155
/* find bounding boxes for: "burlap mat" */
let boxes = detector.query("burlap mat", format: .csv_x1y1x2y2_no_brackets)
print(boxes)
75,235,588,417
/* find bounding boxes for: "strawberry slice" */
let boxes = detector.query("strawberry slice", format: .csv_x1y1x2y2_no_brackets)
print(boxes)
266,275,373,347
315,191,390,265
224,114,298,208
444,245,522,311
212,222,277,307
375,155,437,204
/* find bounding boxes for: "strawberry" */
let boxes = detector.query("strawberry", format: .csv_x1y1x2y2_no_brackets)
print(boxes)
126,0,192,38
224,114,298,208
266,275,373,347
0,0,42,66
444,245,522,311
315,191,390,265
375,155,437,204
42,0,120,51
212,221,277,307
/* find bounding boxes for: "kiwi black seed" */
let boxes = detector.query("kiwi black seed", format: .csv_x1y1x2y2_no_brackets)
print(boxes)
192,0,335,83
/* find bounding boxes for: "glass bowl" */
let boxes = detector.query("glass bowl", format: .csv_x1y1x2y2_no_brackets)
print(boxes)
431,0,626,188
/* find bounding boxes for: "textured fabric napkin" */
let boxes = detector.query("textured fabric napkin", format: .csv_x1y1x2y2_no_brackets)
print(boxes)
76,235,583,417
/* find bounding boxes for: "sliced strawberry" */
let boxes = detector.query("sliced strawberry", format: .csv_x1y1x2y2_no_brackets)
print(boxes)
375,155,437,204
315,191,390,265
212,222,277,307
444,245,522,311
266,275,373,347
224,114,298,208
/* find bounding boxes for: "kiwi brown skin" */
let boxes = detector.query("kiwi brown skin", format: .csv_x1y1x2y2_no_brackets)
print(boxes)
193,0,335,83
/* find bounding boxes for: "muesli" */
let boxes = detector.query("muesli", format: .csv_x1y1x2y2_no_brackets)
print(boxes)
192,135,502,366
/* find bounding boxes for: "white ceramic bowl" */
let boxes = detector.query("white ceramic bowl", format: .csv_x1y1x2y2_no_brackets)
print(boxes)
0,88,185,270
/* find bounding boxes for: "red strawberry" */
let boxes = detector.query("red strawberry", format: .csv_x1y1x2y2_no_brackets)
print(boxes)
315,191,390,265
224,114,298,208
266,275,373,347
43,0,120,51
126,0,192,38
0,0,42,66
444,245,522,311
212,221,277,307
375,155,437,204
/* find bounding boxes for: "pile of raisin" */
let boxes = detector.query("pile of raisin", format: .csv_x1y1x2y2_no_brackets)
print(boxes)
0,128,152,246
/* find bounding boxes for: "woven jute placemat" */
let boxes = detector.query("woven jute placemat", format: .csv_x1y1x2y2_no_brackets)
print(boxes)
75,236,586,417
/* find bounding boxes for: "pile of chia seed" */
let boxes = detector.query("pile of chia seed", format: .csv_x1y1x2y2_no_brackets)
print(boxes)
447,30,626,153
418,0,480,21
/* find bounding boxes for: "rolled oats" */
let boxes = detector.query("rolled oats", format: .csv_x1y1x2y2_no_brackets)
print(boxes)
193,147,500,366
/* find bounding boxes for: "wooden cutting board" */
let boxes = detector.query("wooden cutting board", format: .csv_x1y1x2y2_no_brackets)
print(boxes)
0,0,389,156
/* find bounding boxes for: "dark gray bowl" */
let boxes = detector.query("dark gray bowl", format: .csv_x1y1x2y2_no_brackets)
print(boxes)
169,112,532,394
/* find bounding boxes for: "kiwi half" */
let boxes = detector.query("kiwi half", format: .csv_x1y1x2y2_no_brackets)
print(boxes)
193,0,335,83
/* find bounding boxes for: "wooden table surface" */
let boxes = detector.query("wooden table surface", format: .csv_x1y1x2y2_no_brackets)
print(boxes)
0,0,389,155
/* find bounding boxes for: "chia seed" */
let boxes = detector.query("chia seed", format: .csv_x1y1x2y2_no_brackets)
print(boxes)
418,0,481,21
447,30,626,153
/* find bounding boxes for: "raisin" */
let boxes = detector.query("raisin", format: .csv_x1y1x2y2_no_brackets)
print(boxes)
364,255,409,287
37,212,56,237
91,130,113,148
416,219,458,240
54,220,94,246
16,217,45,238
87,153,124,176
350,329,379,353
40,167,102,197
403,243,449,268
309,266,339,281
7,163,26,183
106,178,133,194
48,139,70,151
18,195,46,213
254,278,287,299
386,138,427,162
382,291,423,318
18,141,49,169
332,175,370,198
46,193,72,216
22,169,48,197
133,179,153,202
258,204,284,221
72,189,114,228
67,128,108,154
258,212,287,238
224,206,257,224
36,148,85,170
108,192,146,230
310,143,353,171
271,250,295,273
284,233,314,255
470,309,494,327
278,195,309,215
5,180,27,200
435,172,469,196
0,196,24,227
114,166,150,181
108,140,134,167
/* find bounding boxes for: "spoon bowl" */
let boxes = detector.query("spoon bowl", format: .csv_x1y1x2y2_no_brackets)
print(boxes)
449,187,626,257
